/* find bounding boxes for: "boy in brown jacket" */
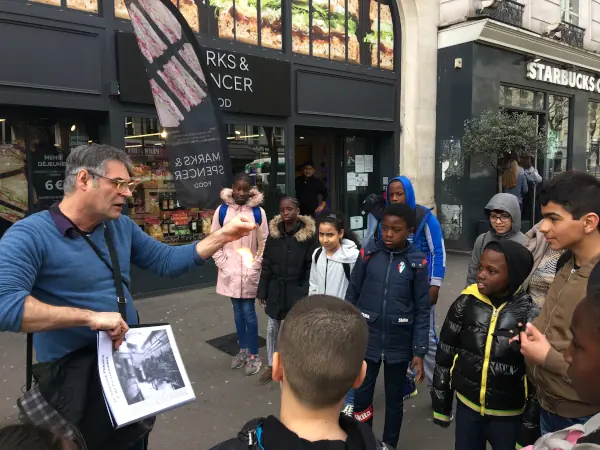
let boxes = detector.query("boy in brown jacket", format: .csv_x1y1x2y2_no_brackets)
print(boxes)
519,171,600,435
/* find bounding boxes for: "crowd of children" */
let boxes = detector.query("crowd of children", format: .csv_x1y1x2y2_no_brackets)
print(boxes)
10,169,600,450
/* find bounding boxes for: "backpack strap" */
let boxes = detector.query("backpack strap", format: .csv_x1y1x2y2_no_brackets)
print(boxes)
414,205,433,241
342,263,351,282
252,206,262,226
218,203,228,227
313,247,323,265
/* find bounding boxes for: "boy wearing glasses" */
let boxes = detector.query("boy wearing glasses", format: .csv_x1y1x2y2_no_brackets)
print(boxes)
466,193,525,286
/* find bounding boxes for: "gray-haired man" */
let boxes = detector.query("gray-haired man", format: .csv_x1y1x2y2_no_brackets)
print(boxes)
0,144,254,449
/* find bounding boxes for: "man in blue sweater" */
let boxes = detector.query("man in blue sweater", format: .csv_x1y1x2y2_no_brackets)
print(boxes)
0,144,254,449
365,176,446,399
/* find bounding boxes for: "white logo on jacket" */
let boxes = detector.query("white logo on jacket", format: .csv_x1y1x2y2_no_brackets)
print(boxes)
397,318,409,323
361,312,370,320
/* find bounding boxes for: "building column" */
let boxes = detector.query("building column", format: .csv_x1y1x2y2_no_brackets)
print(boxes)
396,0,439,208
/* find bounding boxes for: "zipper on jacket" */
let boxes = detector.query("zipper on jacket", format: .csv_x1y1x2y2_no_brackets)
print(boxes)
381,252,394,361
324,255,328,295
479,303,507,416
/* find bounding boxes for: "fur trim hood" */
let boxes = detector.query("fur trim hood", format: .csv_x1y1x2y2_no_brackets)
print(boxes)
220,187,264,208
268,215,316,242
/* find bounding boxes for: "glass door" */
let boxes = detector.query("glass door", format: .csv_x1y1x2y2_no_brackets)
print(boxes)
341,135,378,244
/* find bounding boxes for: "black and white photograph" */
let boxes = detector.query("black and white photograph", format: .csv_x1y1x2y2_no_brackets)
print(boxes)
98,324,196,428
113,329,185,405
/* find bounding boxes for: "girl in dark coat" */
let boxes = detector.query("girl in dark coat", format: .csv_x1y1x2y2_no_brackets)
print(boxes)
256,197,318,384
432,240,540,450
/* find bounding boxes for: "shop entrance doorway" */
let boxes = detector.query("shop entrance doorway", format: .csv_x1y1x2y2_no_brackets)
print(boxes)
294,127,391,244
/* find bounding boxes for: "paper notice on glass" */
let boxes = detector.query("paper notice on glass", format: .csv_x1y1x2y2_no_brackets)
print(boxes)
356,173,369,187
97,324,195,429
347,172,357,191
350,216,363,230
355,155,365,173
364,155,374,172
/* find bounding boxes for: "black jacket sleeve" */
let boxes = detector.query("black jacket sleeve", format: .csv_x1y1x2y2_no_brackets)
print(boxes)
258,237,273,299
432,294,468,421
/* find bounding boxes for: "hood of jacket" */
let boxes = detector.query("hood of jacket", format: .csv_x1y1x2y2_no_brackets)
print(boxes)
327,239,359,264
220,187,264,208
259,414,382,450
485,193,522,238
268,214,316,242
386,175,417,209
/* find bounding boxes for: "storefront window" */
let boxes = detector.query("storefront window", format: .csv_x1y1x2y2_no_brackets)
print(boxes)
0,117,98,239
367,0,393,70
546,94,570,178
208,0,283,50
127,118,285,244
30,0,98,13
115,0,200,33
499,86,545,110
587,102,600,177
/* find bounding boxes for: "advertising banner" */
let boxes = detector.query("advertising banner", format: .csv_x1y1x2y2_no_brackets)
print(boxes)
125,0,231,210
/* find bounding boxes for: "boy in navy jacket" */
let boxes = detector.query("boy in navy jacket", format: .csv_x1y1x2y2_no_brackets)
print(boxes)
346,203,430,449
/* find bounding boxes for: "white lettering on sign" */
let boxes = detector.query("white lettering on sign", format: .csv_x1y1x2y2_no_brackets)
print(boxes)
38,153,66,168
205,50,253,110
526,62,599,93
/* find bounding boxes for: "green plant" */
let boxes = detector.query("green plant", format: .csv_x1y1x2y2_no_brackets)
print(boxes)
462,109,547,169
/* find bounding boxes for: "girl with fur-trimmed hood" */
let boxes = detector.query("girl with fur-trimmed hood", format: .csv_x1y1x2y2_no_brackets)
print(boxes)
256,196,318,384
211,173,268,377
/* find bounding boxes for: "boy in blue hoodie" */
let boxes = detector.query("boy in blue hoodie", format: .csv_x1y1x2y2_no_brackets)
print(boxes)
365,176,446,398
346,203,431,448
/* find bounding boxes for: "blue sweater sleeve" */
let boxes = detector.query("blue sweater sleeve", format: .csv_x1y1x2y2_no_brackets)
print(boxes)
0,220,45,332
424,215,446,286
129,218,204,277
412,262,431,357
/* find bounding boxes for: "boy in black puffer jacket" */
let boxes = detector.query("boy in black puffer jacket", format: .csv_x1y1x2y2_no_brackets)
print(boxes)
345,203,431,448
432,240,540,450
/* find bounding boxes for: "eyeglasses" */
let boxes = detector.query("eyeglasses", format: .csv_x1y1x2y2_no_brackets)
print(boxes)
75,171,139,193
490,214,512,223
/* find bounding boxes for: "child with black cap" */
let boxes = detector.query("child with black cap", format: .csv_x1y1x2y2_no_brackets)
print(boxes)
432,240,540,450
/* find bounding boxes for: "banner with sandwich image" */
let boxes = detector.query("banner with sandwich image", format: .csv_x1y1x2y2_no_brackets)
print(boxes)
125,0,232,210
365,0,394,70
291,0,359,63
0,145,27,224
208,0,282,50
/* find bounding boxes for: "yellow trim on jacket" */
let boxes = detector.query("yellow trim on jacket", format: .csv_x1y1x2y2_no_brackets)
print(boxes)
459,285,521,416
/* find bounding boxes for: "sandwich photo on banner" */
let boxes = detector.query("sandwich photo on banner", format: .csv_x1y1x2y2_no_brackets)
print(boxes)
0,144,27,225
115,0,200,32
208,0,282,49
125,0,232,210
365,0,394,70
291,0,359,63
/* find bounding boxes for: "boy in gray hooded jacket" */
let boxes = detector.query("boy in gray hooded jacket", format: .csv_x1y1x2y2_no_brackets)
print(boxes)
466,193,525,285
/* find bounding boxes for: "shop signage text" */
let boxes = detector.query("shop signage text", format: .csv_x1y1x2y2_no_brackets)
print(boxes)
526,62,600,93
117,33,292,117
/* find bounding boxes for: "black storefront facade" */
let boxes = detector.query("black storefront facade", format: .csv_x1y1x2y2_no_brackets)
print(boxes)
0,0,401,296
435,18,600,251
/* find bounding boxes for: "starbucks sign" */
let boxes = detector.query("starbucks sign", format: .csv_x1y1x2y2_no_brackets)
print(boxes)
526,62,600,93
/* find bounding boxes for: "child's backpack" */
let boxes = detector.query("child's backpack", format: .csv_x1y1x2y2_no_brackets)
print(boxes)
218,204,262,227
313,247,351,282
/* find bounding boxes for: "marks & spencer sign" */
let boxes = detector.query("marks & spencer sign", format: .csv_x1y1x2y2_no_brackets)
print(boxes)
526,62,600,93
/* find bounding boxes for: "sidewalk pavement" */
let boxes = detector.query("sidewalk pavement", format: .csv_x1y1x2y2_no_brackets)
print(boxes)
0,253,470,449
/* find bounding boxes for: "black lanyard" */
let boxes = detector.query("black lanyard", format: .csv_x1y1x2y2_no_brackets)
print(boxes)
51,204,127,321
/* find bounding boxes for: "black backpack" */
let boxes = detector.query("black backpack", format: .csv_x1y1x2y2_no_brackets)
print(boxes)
313,247,351,282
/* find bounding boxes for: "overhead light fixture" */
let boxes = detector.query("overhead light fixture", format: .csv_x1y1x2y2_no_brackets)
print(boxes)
70,125,76,132
0,119,5,123
125,132,164,139
88,140,93,143
160,131,167,138
125,121,132,125
125,144,143,148
227,134,261,140
235,130,241,135
155,143,163,146
299,136,305,140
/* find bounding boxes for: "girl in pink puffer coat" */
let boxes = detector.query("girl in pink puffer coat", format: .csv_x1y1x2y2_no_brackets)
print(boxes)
211,173,268,377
